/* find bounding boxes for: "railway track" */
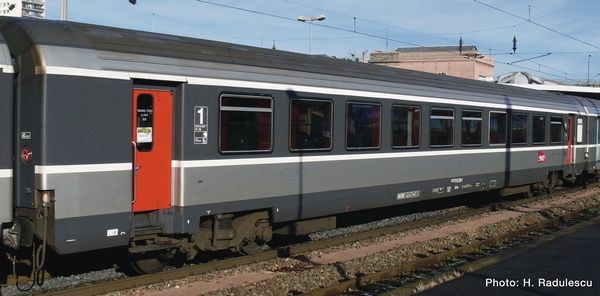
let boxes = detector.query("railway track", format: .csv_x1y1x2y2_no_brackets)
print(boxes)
2,186,599,295
308,205,600,295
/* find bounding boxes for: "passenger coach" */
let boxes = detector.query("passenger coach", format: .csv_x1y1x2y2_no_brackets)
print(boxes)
0,16,598,274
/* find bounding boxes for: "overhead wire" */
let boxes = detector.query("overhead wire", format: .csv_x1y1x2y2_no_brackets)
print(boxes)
516,0,600,39
282,0,580,79
133,2,239,40
195,0,425,48
132,0,592,81
473,0,600,51
473,0,600,81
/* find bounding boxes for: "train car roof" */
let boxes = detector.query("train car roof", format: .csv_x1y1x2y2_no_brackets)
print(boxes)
0,16,593,115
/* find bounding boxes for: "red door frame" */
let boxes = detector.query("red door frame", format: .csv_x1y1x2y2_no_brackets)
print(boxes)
132,89,173,212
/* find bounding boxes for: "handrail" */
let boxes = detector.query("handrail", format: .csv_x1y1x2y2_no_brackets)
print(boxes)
132,141,137,205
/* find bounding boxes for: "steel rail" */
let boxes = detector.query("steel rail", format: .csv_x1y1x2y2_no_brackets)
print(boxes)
307,205,600,296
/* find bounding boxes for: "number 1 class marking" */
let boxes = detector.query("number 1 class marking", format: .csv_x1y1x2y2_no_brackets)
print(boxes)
198,107,204,124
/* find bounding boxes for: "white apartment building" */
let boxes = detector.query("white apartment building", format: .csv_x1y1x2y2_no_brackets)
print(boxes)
0,0,45,19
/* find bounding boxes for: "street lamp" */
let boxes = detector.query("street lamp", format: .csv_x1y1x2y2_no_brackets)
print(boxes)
61,0,68,20
297,14,326,55
588,54,592,86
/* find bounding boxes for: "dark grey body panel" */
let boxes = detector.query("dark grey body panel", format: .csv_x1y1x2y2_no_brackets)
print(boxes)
41,75,132,166
0,16,597,254
31,76,134,252
53,212,131,254
0,33,13,224
172,149,564,227
170,166,559,234
0,72,11,224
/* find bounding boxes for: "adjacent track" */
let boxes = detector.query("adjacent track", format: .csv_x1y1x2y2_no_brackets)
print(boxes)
308,203,600,295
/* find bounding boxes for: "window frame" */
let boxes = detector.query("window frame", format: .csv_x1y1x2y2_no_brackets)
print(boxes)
532,114,547,145
550,116,564,144
218,94,274,154
461,109,483,147
391,104,421,149
429,107,454,148
489,111,507,145
577,117,584,144
512,112,529,145
135,94,154,152
289,98,333,152
345,101,382,150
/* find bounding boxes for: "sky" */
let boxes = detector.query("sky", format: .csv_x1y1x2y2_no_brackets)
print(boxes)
43,0,600,84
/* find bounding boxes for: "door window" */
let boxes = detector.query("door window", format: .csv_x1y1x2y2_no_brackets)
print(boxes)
136,94,154,152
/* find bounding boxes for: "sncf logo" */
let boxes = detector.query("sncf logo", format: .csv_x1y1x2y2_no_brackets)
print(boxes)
538,151,547,163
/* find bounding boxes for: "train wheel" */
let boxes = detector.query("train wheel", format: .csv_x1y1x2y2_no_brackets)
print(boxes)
129,249,174,274
238,239,266,255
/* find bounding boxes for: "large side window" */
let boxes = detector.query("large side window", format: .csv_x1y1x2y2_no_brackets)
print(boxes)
550,116,563,144
219,95,273,153
290,99,332,151
533,114,546,144
430,108,454,147
392,105,420,148
489,111,507,145
512,113,528,145
462,110,482,146
346,102,381,149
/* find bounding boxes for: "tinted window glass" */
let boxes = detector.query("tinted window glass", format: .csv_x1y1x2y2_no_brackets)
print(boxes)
550,116,563,143
512,113,528,145
462,110,482,146
219,95,273,153
346,103,381,149
392,105,420,148
430,108,454,147
136,94,154,152
489,112,507,145
533,114,546,144
290,99,332,151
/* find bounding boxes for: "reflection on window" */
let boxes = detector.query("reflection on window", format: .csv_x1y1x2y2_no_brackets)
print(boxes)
219,95,273,153
290,99,332,151
533,114,546,144
430,108,454,147
392,105,420,148
512,113,528,145
346,102,381,149
489,112,507,145
462,110,482,146
550,116,563,143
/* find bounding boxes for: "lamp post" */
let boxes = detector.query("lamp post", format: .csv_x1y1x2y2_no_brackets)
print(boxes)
297,14,326,55
61,0,68,20
588,54,592,86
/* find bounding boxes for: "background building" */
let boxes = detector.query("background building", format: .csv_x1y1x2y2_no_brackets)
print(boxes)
0,0,45,19
369,45,495,81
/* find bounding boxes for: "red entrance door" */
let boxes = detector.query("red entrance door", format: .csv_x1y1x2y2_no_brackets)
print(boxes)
132,89,172,212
